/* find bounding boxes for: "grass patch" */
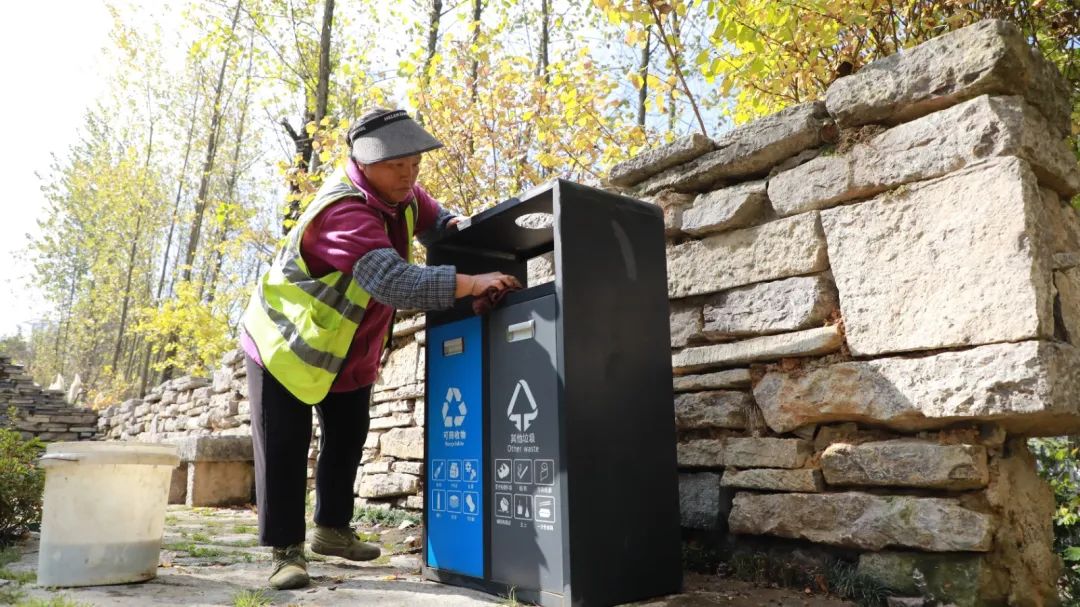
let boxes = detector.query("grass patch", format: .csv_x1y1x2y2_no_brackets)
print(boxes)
0,568,35,584
164,515,179,525
230,589,273,607
0,547,19,568
0,585,25,605
218,538,259,548
232,525,257,535
353,506,419,528
825,561,891,607
189,532,212,543
163,542,230,559
728,552,891,607
14,596,93,607
372,554,391,566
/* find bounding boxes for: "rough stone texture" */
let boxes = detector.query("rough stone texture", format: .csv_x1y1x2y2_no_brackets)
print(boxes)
754,340,1080,435
724,437,812,469
721,468,824,493
378,341,420,388
679,472,724,529
380,427,424,460
674,391,750,431
825,19,1072,138
984,439,1060,606
171,436,253,462
667,211,828,299
858,552,995,607
672,325,844,374
644,190,696,236
358,472,420,499
822,157,1055,357
186,461,254,507
1056,267,1080,345
677,439,725,468
669,299,703,348
672,369,752,393
729,492,994,552
609,133,715,187
681,180,768,236
640,102,834,194
168,465,188,505
770,95,1080,217
702,275,839,339
821,441,989,490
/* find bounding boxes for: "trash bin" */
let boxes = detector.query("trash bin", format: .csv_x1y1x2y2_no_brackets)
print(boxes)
423,180,681,606
37,442,180,587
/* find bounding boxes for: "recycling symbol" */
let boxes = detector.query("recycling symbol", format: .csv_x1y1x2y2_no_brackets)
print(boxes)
442,387,467,428
507,379,538,432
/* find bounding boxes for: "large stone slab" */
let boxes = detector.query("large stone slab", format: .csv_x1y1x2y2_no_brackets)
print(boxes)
609,134,715,187
702,275,838,339
721,468,823,493
358,472,419,498
186,461,255,507
729,492,994,552
825,19,1072,137
821,441,989,490
667,212,828,298
677,439,725,468
171,435,253,462
673,369,751,393
380,427,424,460
754,340,1080,435
674,391,750,431
672,325,843,374
858,552,996,607
770,95,1080,217
822,157,1055,357
640,102,834,194
724,437,812,469
679,472,724,529
681,180,768,236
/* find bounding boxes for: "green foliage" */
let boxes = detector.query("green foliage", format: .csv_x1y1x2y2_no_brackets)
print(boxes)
12,597,94,607
1031,437,1080,603
352,506,419,528
727,551,890,606
0,428,45,545
825,561,891,607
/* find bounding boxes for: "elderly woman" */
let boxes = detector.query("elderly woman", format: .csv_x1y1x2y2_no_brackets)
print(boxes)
241,108,520,589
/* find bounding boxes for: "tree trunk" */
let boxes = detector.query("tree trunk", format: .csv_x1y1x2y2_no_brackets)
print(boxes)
637,27,651,128
307,0,335,174
537,0,549,84
468,0,483,103
112,118,154,372
180,0,242,284
416,0,443,126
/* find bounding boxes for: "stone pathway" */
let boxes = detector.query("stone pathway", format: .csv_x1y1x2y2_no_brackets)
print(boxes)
3,506,855,606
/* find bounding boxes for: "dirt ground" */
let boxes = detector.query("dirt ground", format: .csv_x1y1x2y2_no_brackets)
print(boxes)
1,506,856,606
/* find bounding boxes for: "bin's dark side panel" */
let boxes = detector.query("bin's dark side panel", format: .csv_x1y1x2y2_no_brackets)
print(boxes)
555,181,682,605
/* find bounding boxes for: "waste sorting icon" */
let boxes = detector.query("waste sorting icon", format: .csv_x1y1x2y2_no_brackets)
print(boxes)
442,386,467,428
506,379,538,432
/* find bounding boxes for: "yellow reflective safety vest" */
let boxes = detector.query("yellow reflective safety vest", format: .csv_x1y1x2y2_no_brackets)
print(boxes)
242,168,416,404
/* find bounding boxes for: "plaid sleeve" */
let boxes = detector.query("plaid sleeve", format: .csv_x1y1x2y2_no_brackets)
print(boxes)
352,247,457,311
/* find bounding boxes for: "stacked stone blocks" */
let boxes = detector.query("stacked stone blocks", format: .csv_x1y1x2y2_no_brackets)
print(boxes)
610,19,1079,605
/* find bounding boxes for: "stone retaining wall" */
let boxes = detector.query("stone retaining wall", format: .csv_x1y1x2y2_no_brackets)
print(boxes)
0,355,99,442
609,18,1079,605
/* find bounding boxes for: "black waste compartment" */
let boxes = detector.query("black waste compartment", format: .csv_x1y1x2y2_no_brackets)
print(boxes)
423,179,681,606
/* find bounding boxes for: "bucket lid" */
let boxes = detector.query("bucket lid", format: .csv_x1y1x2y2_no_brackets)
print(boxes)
40,441,180,467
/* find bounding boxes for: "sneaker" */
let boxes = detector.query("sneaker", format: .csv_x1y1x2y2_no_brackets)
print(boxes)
310,525,381,561
269,543,309,590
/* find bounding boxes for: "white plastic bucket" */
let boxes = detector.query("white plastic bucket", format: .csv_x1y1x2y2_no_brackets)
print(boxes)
37,441,180,587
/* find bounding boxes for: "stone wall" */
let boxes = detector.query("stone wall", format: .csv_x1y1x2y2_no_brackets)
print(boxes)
609,19,1079,606
0,355,99,442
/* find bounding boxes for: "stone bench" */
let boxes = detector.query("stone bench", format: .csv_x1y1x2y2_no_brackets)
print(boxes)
167,436,255,507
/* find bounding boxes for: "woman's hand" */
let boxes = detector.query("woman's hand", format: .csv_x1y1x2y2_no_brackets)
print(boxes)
455,272,522,298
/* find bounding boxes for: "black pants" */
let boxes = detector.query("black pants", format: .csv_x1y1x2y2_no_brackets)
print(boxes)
246,355,371,547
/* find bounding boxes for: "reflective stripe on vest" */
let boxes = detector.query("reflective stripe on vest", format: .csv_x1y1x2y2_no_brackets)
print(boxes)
242,167,416,404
